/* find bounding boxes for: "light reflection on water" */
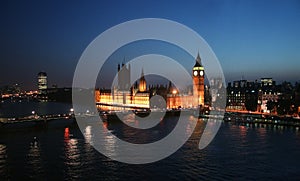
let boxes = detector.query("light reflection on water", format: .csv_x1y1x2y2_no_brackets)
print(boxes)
63,127,81,179
103,135,117,158
26,137,45,178
0,115,300,179
0,144,7,175
84,126,92,145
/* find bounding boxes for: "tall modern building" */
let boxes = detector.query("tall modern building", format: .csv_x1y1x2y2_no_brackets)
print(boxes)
38,72,47,94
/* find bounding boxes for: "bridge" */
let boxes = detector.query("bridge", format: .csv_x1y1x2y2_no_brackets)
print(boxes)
0,113,75,125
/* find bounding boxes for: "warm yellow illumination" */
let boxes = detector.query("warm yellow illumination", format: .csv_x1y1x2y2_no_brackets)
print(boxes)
193,67,204,71
95,54,205,110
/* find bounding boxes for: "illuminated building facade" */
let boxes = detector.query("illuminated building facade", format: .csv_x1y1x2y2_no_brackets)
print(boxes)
96,64,150,110
38,72,47,94
132,69,150,106
167,53,205,109
37,72,48,101
96,53,205,110
138,69,146,92
257,78,279,113
226,78,281,113
192,53,205,106
227,80,259,111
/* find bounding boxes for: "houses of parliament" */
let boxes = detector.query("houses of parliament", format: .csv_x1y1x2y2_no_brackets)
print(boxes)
95,53,205,110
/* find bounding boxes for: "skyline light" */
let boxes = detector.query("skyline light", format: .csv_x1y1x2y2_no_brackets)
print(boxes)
1,0,300,90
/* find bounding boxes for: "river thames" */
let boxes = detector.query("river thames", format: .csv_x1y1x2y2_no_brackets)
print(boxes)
0,102,300,180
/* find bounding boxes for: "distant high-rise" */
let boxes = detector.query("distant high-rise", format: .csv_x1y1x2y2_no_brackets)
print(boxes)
38,72,47,94
261,78,274,87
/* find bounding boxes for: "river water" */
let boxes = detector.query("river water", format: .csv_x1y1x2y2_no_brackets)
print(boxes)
0,102,300,180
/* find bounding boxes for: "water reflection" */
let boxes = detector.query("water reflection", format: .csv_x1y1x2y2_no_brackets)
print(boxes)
239,125,248,139
64,127,81,178
26,137,44,177
64,128,79,163
103,135,117,158
186,116,198,137
0,144,7,175
0,116,299,179
83,125,95,160
84,126,92,145
102,119,119,158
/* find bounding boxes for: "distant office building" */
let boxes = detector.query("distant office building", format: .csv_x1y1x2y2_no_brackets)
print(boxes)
38,72,47,93
226,78,281,113
0,83,21,95
227,80,259,111
261,78,274,87
257,78,280,113
37,72,47,100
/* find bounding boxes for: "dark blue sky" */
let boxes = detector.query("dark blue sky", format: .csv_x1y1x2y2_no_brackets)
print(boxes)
1,0,300,90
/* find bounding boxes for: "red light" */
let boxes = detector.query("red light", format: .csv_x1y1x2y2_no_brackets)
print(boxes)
64,127,70,139
103,122,108,129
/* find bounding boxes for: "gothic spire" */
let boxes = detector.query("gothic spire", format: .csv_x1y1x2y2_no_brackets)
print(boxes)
194,52,202,67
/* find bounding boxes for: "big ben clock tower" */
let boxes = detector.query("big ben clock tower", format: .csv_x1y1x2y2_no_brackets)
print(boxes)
193,52,205,107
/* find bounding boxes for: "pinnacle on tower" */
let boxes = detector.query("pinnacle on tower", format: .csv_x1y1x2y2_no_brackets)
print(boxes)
194,52,202,67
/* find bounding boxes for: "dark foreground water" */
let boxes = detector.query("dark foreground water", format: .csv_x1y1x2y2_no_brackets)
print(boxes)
1,102,300,180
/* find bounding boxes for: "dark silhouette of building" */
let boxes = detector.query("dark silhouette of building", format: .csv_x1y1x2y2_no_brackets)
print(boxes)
46,87,72,102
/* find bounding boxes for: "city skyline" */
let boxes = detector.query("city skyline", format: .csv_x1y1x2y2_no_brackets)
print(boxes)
1,0,300,90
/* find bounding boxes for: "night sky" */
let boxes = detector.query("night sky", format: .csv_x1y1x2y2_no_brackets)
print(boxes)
1,0,300,90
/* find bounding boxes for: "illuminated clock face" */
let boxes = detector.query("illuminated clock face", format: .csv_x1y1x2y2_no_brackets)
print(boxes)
193,70,198,76
200,70,204,76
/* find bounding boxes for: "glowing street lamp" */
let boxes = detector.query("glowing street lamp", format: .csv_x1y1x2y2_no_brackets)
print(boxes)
69,108,74,116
